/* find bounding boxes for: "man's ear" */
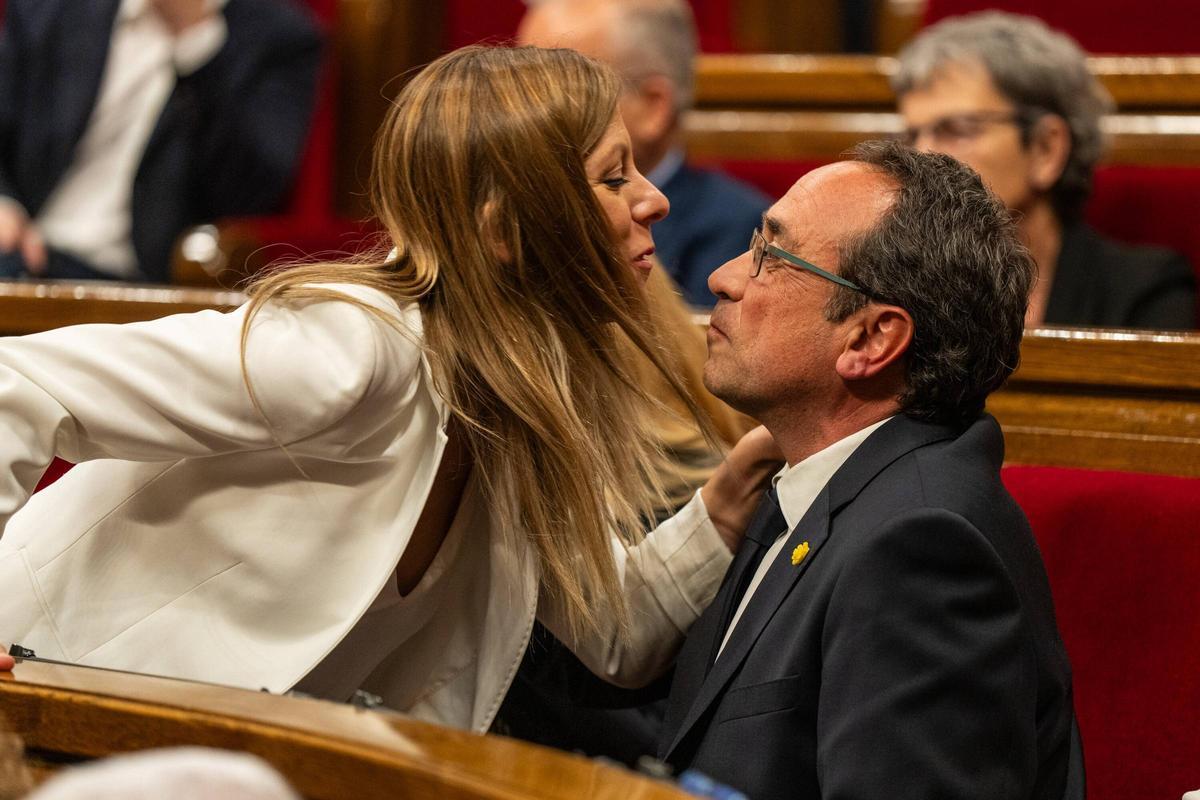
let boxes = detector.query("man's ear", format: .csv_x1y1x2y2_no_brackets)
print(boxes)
834,305,913,382
1027,113,1072,193
623,75,676,149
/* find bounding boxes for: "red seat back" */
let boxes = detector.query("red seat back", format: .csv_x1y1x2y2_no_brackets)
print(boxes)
1088,165,1200,287
924,0,1200,54
1002,465,1200,800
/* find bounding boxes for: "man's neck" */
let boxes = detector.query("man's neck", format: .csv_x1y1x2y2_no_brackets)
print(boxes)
1016,199,1063,326
765,401,900,466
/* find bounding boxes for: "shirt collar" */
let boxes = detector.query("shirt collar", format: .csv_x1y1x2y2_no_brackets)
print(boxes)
645,147,686,190
119,0,149,21
120,0,229,22
772,416,894,534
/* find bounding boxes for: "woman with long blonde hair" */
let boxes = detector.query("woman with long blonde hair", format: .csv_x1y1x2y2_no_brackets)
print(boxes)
0,45,775,732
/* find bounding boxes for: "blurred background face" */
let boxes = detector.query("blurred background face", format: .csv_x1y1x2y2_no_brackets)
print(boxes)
897,60,1041,213
518,1,675,173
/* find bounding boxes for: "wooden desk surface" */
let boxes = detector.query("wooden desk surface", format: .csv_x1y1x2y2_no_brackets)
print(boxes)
0,659,688,800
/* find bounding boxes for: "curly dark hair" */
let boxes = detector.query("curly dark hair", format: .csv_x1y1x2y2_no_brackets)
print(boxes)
826,140,1036,426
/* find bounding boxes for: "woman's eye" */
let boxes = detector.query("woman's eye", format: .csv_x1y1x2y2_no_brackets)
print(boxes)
602,176,630,189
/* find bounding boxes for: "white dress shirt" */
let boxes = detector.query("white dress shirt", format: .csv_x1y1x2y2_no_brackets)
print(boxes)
716,416,894,658
31,0,228,278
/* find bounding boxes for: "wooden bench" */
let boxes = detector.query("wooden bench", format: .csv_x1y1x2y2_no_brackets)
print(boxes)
4,285,1198,476
686,53,1200,166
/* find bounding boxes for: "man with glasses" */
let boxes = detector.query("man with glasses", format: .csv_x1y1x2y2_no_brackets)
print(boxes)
894,11,1194,329
659,140,1082,800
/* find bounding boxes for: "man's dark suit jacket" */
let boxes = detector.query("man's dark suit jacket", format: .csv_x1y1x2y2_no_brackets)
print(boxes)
653,163,769,308
661,414,1078,800
0,0,321,282
1047,223,1196,329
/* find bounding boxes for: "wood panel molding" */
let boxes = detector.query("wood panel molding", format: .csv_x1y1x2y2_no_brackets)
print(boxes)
5,286,1197,476
695,54,1200,110
689,54,1200,166
0,282,244,336
989,326,1200,477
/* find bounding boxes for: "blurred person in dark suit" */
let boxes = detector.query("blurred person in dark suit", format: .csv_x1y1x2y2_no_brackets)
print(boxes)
0,0,321,283
895,11,1195,330
519,0,769,308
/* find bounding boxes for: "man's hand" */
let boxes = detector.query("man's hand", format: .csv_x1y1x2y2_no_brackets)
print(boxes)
0,201,47,275
701,425,785,552
0,646,14,672
150,0,216,35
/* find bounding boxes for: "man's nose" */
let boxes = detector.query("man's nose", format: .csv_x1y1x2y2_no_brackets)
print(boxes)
708,250,749,300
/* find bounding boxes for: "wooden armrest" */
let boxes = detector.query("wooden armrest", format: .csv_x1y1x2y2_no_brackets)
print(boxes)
1,659,689,800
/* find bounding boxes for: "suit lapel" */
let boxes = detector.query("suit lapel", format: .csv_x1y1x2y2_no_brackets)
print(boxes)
664,491,832,758
662,416,963,760
661,493,784,746
53,0,121,165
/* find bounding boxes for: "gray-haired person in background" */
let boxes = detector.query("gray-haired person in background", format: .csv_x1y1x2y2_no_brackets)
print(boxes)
894,11,1195,330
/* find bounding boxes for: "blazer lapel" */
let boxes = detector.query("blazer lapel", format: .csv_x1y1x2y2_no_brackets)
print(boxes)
663,416,964,761
664,490,832,759
661,493,785,748
42,0,120,201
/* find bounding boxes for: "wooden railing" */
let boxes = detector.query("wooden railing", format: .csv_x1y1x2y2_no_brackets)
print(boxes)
687,54,1200,165
0,281,244,336
5,283,1199,478
0,658,688,800
990,326,1200,477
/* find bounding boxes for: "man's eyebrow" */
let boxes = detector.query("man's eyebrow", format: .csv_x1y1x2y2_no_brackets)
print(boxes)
763,214,784,238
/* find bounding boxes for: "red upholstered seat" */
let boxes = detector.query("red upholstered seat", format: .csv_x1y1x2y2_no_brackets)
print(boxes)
1002,465,1200,800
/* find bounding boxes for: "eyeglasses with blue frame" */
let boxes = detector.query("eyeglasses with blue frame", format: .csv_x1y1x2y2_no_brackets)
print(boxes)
749,228,867,293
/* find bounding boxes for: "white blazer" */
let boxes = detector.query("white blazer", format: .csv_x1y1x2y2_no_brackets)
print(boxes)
0,285,731,732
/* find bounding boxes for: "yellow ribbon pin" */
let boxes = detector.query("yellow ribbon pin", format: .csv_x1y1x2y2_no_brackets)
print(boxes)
791,541,810,566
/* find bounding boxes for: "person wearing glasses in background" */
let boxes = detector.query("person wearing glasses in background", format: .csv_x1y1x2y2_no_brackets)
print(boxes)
658,141,1082,800
894,11,1195,330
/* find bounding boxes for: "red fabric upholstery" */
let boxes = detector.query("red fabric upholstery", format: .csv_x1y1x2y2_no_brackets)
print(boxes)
1002,466,1200,800
924,0,1200,54
693,158,828,204
1088,165,1200,281
33,458,72,492
442,0,736,53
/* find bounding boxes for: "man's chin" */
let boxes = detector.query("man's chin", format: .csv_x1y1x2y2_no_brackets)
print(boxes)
703,367,753,415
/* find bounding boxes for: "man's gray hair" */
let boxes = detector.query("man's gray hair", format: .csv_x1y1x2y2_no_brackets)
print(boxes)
827,140,1036,426
610,0,698,113
892,11,1114,223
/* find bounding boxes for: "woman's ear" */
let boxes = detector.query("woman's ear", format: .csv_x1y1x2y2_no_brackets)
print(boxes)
834,305,913,382
1027,113,1072,193
479,199,512,264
